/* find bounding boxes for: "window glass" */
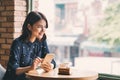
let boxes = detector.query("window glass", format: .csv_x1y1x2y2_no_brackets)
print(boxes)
31,0,120,75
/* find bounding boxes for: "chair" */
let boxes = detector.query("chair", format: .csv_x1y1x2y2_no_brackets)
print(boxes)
0,64,6,80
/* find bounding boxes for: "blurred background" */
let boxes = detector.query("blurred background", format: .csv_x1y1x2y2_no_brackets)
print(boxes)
35,0,120,75
32,0,120,65
0,0,120,76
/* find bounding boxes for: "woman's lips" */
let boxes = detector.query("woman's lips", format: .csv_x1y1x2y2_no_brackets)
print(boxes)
38,32,44,37
39,31,42,35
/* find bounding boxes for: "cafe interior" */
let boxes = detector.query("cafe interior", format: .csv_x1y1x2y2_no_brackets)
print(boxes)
0,0,120,80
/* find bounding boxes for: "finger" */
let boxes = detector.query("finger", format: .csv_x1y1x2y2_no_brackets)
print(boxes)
42,62,50,68
36,57,42,62
42,66,51,72
45,62,51,67
41,63,51,70
34,59,39,64
34,57,42,63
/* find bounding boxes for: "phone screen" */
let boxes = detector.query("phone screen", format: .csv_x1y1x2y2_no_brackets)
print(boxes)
42,53,54,64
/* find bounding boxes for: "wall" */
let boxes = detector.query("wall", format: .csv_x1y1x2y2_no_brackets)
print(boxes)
0,0,27,68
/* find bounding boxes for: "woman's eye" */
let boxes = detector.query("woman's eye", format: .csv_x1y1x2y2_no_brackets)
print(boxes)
37,26,42,28
37,26,46,29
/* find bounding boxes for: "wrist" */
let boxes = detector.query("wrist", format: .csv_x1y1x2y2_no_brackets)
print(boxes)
29,65,34,71
51,63,54,69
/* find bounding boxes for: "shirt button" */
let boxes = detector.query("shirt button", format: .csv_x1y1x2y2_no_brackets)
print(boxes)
22,62,24,64
18,46,20,49
15,56,17,58
15,63,18,65
44,47,46,48
33,46,35,48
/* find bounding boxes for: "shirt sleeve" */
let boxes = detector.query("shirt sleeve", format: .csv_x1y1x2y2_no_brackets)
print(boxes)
8,39,21,71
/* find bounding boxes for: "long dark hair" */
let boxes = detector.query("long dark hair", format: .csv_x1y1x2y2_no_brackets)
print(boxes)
20,11,48,41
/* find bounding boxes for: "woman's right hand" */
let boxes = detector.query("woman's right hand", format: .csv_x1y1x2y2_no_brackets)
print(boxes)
30,57,43,70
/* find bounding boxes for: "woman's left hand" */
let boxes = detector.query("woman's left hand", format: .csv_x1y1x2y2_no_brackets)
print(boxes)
41,62,54,72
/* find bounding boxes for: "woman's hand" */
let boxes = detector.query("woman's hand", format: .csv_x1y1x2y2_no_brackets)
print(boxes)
41,62,54,72
31,57,43,70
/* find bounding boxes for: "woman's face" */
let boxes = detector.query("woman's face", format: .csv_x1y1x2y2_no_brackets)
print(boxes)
29,19,46,40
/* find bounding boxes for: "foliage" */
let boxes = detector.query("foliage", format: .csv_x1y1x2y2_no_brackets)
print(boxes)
89,2,120,46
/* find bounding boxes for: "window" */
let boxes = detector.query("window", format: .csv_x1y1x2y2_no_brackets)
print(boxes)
29,0,120,76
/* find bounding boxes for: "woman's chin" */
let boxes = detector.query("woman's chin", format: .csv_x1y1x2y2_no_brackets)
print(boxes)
37,36,43,40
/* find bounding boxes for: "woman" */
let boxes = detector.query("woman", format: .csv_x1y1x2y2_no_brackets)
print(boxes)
3,11,56,80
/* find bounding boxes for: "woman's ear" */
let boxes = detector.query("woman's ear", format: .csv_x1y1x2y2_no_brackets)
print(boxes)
27,24,31,31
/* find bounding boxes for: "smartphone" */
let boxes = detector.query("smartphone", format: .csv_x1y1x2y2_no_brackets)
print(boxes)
42,53,55,64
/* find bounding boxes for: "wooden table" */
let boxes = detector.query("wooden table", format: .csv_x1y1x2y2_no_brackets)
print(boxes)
26,67,98,80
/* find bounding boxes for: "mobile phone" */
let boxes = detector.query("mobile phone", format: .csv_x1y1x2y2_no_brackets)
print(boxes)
42,53,55,64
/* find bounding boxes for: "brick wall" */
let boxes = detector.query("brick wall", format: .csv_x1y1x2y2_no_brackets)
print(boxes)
0,0,27,68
